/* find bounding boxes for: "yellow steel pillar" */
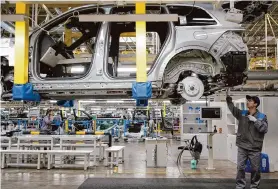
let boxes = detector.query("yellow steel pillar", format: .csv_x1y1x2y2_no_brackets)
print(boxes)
78,101,81,116
14,3,29,84
64,28,72,46
61,7,72,46
136,2,147,82
65,119,69,133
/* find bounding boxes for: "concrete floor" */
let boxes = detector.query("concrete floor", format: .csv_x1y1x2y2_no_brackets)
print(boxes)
1,140,277,189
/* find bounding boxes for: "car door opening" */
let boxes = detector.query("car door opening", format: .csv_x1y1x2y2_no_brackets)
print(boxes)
106,6,170,78
35,8,104,79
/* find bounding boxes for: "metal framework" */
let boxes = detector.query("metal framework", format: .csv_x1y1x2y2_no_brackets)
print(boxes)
244,2,278,58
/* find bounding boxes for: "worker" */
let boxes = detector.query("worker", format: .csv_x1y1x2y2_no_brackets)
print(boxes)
226,95,268,189
40,109,54,132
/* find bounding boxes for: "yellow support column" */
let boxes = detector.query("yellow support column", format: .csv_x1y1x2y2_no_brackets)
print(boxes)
14,3,29,84
136,2,147,82
61,7,72,46
64,28,72,46
65,119,69,133
78,101,81,116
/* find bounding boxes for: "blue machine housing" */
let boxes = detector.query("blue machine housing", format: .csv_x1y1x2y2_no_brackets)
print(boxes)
12,83,40,101
132,82,152,106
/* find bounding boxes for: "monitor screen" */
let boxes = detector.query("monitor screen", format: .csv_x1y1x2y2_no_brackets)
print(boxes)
200,107,221,119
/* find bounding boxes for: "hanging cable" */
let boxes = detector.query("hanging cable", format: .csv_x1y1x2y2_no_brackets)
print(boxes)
184,1,196,17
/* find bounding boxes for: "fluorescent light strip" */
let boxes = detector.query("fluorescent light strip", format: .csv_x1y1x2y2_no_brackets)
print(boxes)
79,100,96,103
71,66,85,73
107,100,124,103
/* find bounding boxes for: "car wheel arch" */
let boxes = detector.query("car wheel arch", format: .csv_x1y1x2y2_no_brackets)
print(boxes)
155,46,219,85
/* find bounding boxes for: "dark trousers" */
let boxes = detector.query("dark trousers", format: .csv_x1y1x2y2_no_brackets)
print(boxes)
236,147,261,189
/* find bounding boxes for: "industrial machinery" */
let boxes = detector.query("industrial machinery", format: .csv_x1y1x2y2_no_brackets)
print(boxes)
71,109,93,131
123,108,149,141
6,3,251,104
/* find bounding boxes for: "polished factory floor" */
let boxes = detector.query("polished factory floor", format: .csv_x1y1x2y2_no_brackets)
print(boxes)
1,140,277,189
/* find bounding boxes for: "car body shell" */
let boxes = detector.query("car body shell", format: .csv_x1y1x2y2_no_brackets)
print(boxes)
28,4,248,99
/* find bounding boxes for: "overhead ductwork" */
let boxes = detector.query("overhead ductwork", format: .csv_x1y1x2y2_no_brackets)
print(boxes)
247,70,278,80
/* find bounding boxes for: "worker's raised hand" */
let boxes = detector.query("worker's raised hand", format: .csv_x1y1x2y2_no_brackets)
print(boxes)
226,96,232,103
247,115,257,122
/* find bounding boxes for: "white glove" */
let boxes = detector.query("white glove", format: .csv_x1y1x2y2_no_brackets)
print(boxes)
248,115,257,122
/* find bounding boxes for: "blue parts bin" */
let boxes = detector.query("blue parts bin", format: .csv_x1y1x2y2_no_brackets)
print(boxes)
195,107,200,113
245,153,269,173
195,118,199,123
12,83,40,101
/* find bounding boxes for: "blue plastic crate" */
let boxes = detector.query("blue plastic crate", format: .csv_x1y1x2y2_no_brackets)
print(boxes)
245,153,269,173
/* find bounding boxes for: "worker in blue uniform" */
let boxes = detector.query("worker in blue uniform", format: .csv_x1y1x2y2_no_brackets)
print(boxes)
226,95,268,189
41,109,54,132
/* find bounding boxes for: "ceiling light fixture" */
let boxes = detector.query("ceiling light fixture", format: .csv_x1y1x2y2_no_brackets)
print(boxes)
71,66,85,73
79,100,96,103
107,100,124,103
